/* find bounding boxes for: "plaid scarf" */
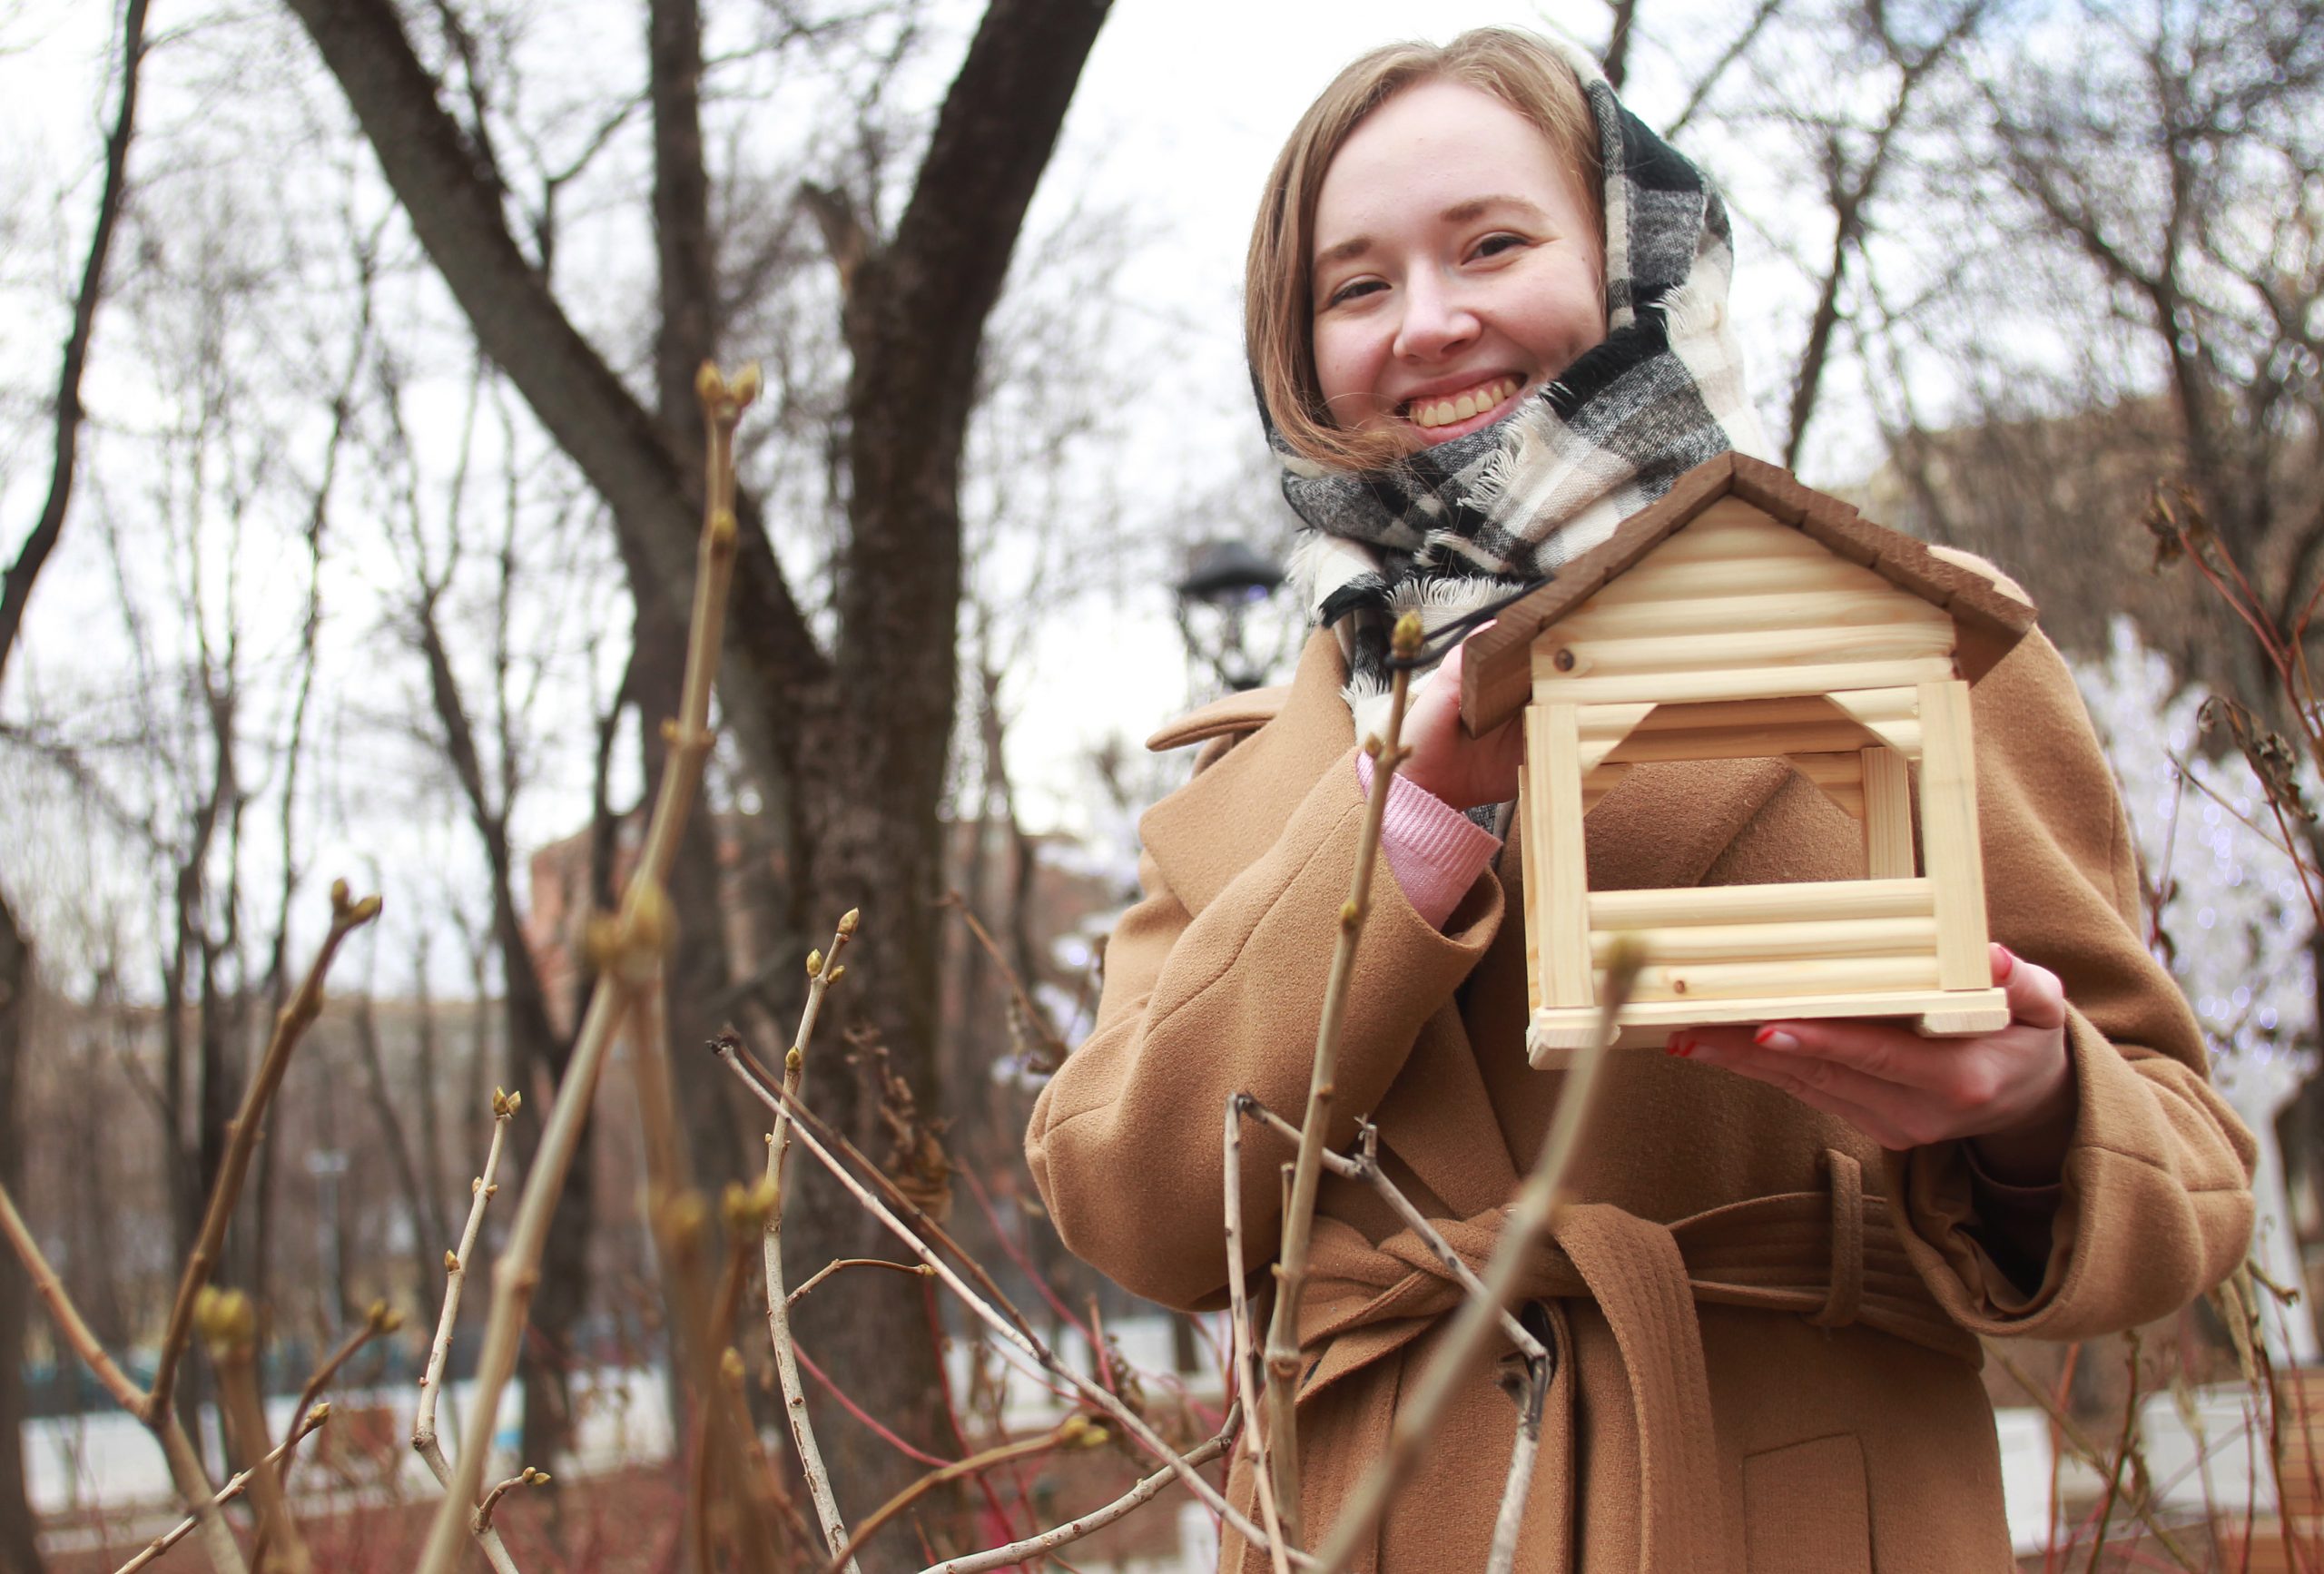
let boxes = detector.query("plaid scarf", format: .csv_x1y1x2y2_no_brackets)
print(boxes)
1277,42,1768,748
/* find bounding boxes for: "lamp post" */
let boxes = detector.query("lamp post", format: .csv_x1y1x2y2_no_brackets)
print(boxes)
1173,538,1285,694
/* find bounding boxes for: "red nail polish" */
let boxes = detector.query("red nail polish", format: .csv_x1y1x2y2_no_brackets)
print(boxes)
1994,943,2017,980
1753,1026,1777,1047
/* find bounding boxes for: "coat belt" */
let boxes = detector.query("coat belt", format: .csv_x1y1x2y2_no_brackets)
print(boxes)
1286,1151,1976,1572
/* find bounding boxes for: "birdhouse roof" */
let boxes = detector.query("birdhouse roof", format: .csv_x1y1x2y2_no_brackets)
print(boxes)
1459,452,2038,734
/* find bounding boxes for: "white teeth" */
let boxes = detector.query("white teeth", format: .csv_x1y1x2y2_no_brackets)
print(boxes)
1409,378,1517,429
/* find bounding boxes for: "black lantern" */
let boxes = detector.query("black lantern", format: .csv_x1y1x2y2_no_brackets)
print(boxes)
1174,539,1285,694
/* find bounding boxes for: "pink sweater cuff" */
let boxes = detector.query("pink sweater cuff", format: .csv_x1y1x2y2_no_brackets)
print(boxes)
1355,753,1503,929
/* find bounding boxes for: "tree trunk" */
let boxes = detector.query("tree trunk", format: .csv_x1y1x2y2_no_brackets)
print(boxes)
0,888,43,1574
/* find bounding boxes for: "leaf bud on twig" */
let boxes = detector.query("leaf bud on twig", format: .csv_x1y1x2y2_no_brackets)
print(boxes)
731,362,763,409
695,361,725,408
838,907,861,937
825,964,846,986
194,1286,257,1355
1391,609,1424,660
805,949,824,979
446,1251,461,1273
330,878,350,911
708,507,737,553
721,1346,746,1382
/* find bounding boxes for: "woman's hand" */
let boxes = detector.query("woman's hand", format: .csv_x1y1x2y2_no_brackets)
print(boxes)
1668,944,2075,1185
1398,631,1524,810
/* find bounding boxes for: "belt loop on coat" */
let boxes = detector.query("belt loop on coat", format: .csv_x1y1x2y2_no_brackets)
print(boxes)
1810,1149,1866,1330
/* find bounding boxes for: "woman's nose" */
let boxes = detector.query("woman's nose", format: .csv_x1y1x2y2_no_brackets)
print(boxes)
1393,273,1481,361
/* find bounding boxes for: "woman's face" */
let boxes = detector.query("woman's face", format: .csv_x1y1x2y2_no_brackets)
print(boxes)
1309,80,1607,450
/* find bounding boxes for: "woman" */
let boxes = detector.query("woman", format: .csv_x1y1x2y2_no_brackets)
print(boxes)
1027,29,2253,1572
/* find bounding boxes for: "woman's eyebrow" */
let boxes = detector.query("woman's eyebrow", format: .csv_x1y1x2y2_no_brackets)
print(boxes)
1441,194,1553,226
1314,194,1560,278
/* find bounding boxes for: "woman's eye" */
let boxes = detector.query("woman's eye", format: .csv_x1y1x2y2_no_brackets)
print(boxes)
1471,233,1527,261
1324,279,1384,308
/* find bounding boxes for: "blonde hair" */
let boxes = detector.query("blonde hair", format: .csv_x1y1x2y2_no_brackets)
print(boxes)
1246,29,1605,472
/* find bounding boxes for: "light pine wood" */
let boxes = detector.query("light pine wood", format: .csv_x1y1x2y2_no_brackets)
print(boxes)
1827,687,1926,755
1532,620,1955,684
1610,719,1887,765
1530,704,1594,1008
1590,877,1934,929
1587,914,1936,965
1782,752,1866,819
1862,746,1915,878
1557,587,1944,644
1581,762,1630,812
1641,504,1837,565
1574,702,1656,771
1532,655,1956,707
1584,552,1893,605
1623,953,1943,1004
1916,678,1992,990
1526,985,2012,1061
1517,757,1541,1014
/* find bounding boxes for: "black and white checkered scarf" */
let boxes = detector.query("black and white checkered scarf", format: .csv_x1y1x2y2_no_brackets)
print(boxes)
1275,42,1768,748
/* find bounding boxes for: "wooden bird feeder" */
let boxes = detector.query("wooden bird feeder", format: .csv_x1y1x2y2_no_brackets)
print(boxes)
1458,453,2039,1066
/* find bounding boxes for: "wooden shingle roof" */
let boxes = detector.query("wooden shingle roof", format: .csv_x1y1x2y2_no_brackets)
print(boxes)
1458,452,2039,734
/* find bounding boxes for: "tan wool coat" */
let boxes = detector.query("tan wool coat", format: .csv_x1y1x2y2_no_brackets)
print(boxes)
1026,609,2257,1573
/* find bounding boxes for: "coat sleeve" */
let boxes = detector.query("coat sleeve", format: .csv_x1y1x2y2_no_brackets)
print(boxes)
1026,745,1503,1311
1887,623,2257,1338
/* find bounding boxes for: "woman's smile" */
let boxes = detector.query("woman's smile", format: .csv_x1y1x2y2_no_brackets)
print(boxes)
1402,374,1525,438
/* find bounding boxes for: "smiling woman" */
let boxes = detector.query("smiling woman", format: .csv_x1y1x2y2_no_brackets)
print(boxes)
1308,84,1606,449
1028,24,2256,1574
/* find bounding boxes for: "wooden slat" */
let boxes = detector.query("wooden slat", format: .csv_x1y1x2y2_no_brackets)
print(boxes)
1527,985,2010,1059
1590,877,1934,929
1574,702,1656,771
1581,761,1630,812
1828,686,1926,755
1532,656,1957,708
1640,509,1836,566
1608,720,1885,765
1584,553,1887,605
1916,679,1991,990
1624,953,1942,1004
1559,586,1945,644
1784,752,1865,819
1530,704,1593,1008
1862,746,1915,879
1517,757,1541,1014
1587,915,1936,965
1533,621,1954,684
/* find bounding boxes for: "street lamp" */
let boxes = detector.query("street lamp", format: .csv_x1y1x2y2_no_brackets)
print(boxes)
1173,539,1285,694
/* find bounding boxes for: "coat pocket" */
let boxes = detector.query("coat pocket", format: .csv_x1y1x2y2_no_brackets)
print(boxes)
1742,1432,1872,1573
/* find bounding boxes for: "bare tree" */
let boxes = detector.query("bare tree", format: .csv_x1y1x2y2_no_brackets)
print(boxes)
0,1,151,1562
282,0,1114,1543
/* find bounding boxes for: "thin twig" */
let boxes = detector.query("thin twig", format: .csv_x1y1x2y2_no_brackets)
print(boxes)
759,913,863,1573
820,1421,1093,1574
113,1404,331,1574
475,1466,551,1533
411,1089,525,1574
413,363,758,1574
1994,1350,2198,1570
149,880,381,1425
730,1036,1046,1352
1242,1103,1548,1365
1260,611,1424,1544
1224,1097,1293,1574
1309,942,1639,1574
1484,1355,1551,1574
915,1408,1237,1574
280,1300,402,1484
0,1181,143,1411
201,1290,312,1574
720,1047,1313,1567
789,1255,937,1306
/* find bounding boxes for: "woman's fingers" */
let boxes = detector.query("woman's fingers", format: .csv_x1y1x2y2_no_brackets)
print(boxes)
1994,942,2068,1031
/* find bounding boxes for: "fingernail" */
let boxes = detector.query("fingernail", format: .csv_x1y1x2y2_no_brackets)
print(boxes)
1664,1034,1693,1058
1754,1027,1799,1052
1994,943,2017,980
